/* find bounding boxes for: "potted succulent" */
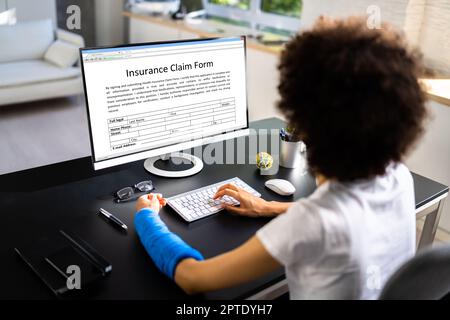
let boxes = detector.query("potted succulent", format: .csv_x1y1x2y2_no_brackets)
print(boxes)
279,125,306,169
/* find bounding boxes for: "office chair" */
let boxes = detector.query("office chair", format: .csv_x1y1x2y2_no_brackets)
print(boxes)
380,244,450,300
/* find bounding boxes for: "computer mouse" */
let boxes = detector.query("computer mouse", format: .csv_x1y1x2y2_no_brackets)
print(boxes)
264,179,296,196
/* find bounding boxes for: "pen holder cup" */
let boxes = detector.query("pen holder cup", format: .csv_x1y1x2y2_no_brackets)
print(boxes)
280,139,306,169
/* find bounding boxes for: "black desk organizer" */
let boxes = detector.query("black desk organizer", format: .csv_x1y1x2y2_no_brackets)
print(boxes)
15,230,111,297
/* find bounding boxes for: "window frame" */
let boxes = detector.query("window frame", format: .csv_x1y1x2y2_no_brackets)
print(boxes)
202,0,301,32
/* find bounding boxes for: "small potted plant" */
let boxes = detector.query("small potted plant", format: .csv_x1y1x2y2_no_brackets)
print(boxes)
279,125,306,169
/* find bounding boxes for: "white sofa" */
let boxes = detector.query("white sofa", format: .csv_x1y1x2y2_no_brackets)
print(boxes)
0,19,85,106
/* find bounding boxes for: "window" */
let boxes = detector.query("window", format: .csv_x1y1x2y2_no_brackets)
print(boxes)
261,0,301,18
208,0,250,11
202,0,302,33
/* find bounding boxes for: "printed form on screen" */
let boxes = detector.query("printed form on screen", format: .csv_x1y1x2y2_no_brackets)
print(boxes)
81,38,248,162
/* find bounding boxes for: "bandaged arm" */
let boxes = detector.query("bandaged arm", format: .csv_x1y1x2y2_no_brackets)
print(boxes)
135,208,280,294
134,208,204,279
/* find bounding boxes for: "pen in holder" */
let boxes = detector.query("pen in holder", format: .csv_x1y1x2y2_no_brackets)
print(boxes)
279,127,307,169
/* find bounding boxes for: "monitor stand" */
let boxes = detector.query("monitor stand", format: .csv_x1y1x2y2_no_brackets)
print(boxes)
143,152,204,178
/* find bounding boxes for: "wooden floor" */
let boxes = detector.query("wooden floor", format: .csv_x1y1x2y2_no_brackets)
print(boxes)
417,219,450,245
0,96,91,174
435,229,450,243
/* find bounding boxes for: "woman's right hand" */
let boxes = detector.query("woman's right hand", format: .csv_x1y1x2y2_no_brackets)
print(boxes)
213,183,271,217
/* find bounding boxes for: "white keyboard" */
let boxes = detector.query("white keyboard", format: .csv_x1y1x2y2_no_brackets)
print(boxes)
167,177,261,222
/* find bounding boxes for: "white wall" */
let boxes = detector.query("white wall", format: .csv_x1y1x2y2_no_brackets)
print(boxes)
95,0,125,46
246,49,282,121
406,101,450,231
7,0,56,26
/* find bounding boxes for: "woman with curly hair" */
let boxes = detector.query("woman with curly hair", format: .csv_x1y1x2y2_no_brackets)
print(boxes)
133,17,427,299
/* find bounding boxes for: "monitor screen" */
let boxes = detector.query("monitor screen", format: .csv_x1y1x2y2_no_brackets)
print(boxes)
80,37,249,170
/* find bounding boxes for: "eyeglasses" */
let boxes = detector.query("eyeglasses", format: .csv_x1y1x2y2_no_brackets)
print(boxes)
115,180,154,203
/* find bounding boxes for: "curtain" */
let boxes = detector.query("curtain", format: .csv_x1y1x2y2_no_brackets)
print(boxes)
419,0,450,76
300,0,412,30
300,0,450,76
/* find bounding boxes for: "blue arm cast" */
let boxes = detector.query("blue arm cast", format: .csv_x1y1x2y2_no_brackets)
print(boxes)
134,208,204,279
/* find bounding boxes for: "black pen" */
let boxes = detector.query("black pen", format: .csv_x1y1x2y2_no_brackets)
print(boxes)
99,208,128,231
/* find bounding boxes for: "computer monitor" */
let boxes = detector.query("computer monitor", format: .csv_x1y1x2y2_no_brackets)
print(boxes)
80,37,249,177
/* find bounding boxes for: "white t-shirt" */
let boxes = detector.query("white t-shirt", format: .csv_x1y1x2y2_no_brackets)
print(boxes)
257,163,416,300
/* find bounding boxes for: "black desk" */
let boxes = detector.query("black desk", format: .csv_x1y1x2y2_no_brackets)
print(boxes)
0,118,448,299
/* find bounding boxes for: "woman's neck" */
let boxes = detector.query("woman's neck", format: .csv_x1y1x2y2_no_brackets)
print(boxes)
316,174,329,186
